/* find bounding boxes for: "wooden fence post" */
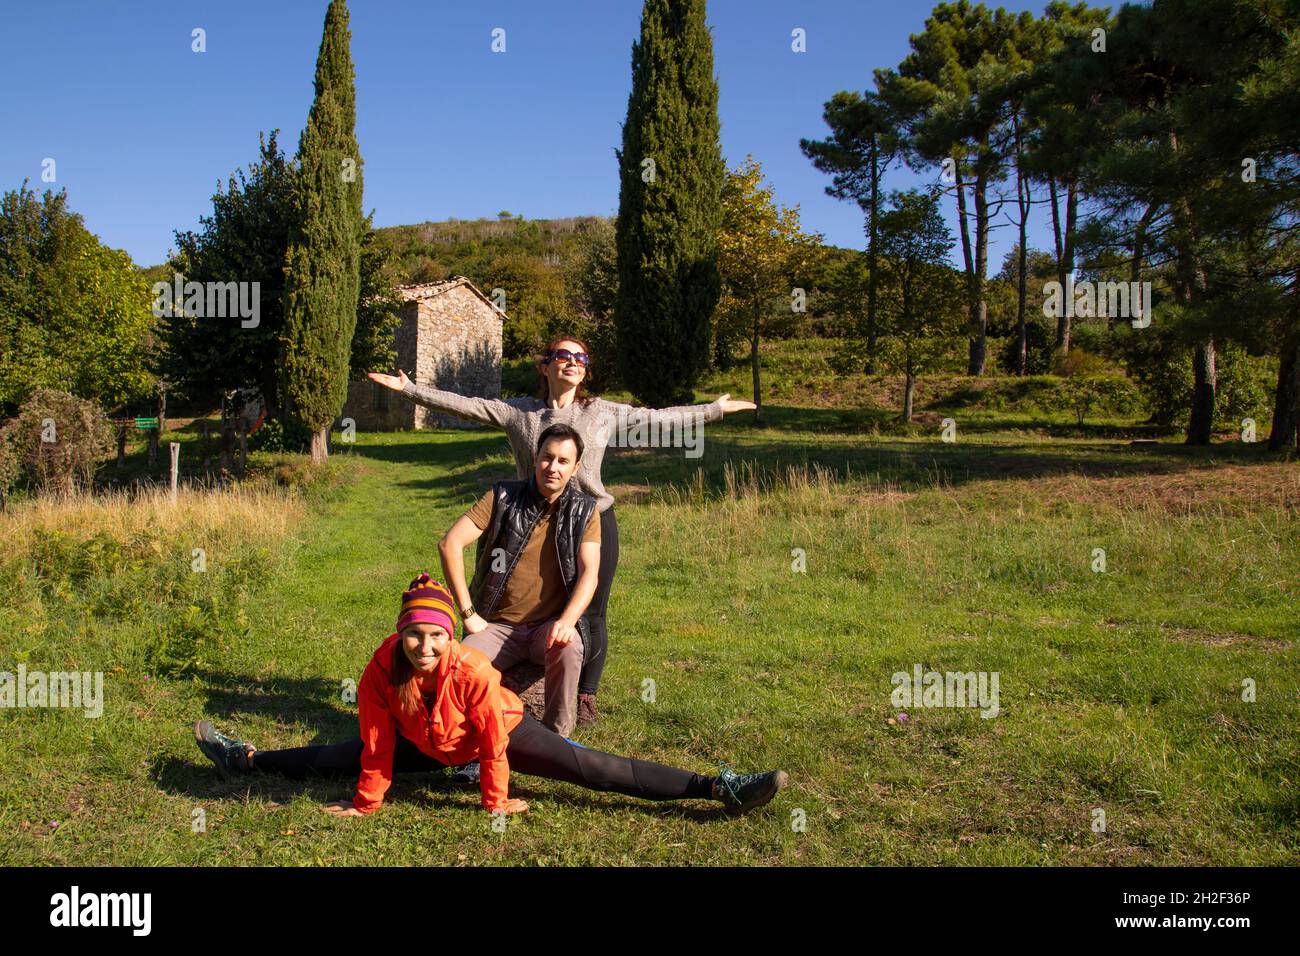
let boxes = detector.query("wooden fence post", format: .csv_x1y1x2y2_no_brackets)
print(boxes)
169,442,180,502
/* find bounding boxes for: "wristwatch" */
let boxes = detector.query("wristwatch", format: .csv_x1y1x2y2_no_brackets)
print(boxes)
460,605,476,618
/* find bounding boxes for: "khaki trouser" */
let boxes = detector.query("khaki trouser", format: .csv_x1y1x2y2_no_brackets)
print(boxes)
461,619,584,737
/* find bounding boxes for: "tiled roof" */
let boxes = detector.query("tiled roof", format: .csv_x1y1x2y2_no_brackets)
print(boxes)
395,275,506,320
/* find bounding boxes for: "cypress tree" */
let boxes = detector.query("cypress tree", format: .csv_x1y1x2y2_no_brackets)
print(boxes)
614,0,724,407
281,0,364,462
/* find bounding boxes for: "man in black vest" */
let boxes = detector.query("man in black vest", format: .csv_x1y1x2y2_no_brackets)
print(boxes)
439,423,600,738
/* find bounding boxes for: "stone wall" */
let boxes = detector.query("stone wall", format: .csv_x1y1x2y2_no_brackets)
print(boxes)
412,284,503,430
340,279,502,431
340,299,419,431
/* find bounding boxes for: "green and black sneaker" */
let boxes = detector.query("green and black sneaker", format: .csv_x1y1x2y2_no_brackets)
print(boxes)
194,720,254,778
713,766,788,816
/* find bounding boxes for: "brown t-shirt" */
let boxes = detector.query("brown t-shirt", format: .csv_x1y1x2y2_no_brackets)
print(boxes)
465,490,600,625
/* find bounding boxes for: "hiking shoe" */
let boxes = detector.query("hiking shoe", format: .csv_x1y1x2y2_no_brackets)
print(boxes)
194,720,254,777
577,693,599,725
712,766,788,816
452,760,481,784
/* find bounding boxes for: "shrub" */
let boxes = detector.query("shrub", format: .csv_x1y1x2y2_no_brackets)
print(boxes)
0,426,20,508
1059,374,1141,424
248,415,314,453
0,388,114,498
1214,341,1273,429
1053,346,1110,377
829,338,873,377
996,319,1055,375
978,376,1068,413
247,416,284,452
1118,328,1272,429
1069,322,1108,357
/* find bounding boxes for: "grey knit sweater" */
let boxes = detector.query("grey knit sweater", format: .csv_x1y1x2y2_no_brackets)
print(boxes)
400,381,724,512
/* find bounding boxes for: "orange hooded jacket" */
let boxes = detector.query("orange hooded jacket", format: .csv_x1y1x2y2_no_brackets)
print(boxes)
352,633,525,814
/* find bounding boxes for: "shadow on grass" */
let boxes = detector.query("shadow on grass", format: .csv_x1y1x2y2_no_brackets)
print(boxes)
348,430,514,503
327,410,1288,511
594,410,1287,501
157,753,729,820
500,781,727,822
106,404,1285,506
191,669,356,735
155,665,455,806
155,745,486,810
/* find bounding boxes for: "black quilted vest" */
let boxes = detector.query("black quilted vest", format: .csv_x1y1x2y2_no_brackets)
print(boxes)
469,477,598,658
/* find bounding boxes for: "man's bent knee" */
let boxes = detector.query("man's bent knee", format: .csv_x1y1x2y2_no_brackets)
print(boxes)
548,639,584,667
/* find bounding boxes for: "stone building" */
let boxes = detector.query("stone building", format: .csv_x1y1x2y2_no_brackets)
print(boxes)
341,276,504,430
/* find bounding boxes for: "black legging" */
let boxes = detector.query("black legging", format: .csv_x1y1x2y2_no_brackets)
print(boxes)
578,506,618,696
251,712,714,803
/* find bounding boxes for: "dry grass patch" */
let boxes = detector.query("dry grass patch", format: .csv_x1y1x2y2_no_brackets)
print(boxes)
1162,627,1290,651
1,482,305,556
961,462,1300,516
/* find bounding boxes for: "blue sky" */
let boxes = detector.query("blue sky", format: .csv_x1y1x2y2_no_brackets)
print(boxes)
1,0,1052,270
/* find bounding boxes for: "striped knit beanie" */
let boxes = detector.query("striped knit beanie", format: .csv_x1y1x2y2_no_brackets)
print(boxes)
396,573,456,635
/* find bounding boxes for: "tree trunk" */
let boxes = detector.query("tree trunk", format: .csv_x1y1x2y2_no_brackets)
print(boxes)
1015,153,1030,376
259,370,280,424
1049,176,1065,342
1062,181,1077,352
952,161,981,376
865,138,880,375
311,425,329,464
903,368,915,422
968,166,990,375
1169,146,1213,446
1051,177,1078,354
750,324,763,424
1049,176,1063,272
1268,276,1300,450
219,423,235,473
1131,203,1156,285
156,385,167,436
218,392,235,474
1269,331,1300,450
1186,338,1217,445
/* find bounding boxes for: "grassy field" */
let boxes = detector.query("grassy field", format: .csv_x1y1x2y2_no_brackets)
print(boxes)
1,365,1297,865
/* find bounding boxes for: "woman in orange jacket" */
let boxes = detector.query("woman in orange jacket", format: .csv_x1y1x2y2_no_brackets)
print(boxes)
194,573,787,816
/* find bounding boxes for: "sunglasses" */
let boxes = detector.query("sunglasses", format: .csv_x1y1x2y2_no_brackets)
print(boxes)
546,348,590,368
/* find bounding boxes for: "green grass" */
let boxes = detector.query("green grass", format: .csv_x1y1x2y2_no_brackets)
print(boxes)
1,385,1297,865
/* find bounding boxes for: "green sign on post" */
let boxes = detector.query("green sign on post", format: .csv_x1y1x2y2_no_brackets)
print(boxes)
135,417,159,430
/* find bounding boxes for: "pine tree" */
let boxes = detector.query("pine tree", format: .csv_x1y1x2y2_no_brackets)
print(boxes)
1042,0,1297,445
878,2,1034,376
801,89,903,375
281,0,364,463
614,0,724,407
